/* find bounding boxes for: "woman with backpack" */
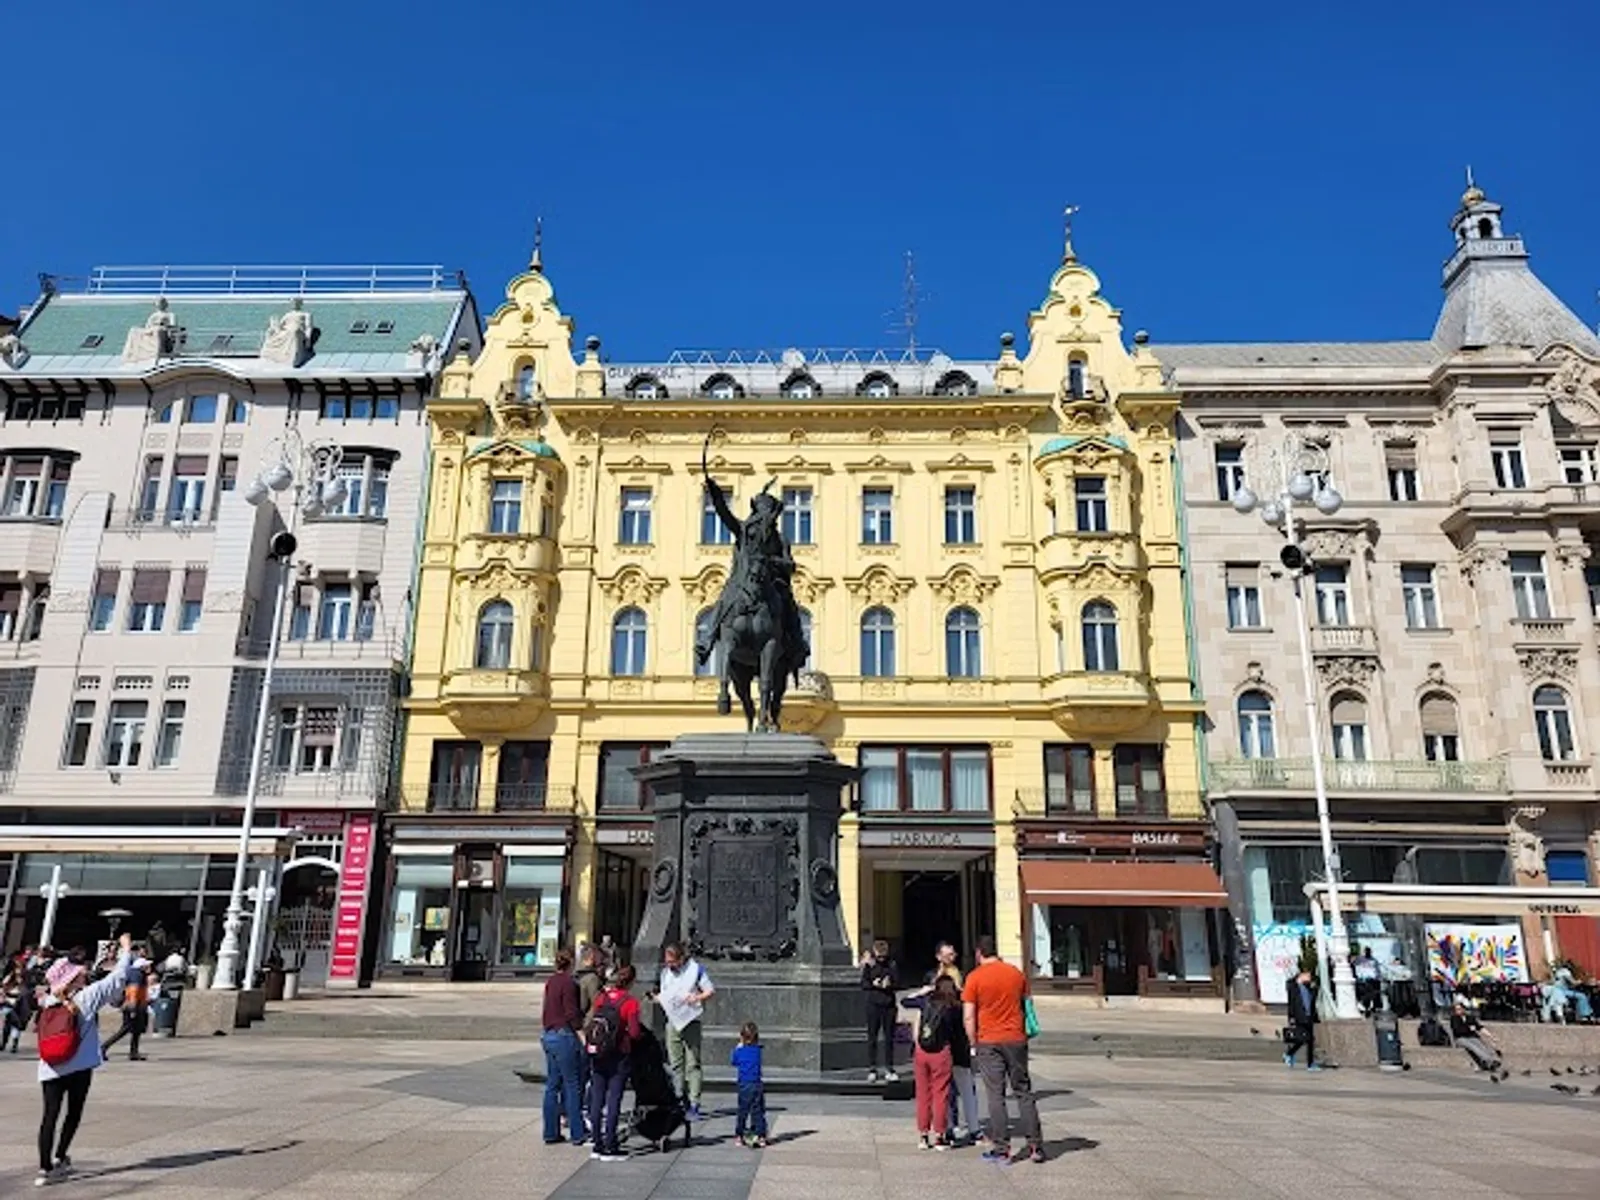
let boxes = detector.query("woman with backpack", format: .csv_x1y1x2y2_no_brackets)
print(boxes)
35,932,139,1186
584,963,643,1162
905,973,963,1150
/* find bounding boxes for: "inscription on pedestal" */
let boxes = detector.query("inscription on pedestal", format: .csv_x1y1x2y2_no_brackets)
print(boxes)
707,838,780,939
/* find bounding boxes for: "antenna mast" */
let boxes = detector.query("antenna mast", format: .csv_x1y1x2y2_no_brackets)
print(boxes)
900,250,919,357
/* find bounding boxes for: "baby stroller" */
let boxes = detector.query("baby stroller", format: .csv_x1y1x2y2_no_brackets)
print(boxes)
628,1026,689,1152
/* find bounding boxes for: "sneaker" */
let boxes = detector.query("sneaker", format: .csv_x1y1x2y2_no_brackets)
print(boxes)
687,1105,703,1122
866,1068,880,1083
1306,1063,1324,1073
52,1158,70,1178
34,1170,52,1188
590,1149,603,1161
981,1145,1011,1163
600,1151,628,1162
1028,1145,1047,1165
884,1070,900,1082
933,1138,951,1152
1283,1054,1295,1068
918,1135,932,1151
949,1125,970,1143
754,1137,769,1148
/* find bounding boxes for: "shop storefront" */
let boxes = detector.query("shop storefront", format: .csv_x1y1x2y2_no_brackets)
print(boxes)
856,823,996,983
1018,820,1226,1001
378,818,572,981
591,819,655,953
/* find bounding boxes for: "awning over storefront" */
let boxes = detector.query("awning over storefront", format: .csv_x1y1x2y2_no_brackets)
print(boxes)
1021,860,1227,908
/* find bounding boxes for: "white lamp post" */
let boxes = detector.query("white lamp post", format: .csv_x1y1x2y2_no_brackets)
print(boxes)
1228,431,1360,1021
212,433,344,991
39,865,70,947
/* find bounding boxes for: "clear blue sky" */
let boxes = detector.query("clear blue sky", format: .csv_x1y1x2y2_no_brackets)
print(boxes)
7,1,1595,357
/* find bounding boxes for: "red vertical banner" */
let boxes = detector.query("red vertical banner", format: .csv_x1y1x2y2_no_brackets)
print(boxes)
328,813,375,982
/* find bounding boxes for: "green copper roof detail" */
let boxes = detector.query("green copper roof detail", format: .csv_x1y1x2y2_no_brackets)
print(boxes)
1036,433,1129,458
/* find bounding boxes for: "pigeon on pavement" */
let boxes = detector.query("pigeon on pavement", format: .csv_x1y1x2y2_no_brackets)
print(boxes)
1551,1084,1580,1095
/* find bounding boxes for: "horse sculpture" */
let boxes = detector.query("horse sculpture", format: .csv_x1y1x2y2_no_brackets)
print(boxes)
693,436,809,732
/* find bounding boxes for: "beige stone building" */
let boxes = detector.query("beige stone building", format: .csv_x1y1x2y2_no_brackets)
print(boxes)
1162,183,1600,1003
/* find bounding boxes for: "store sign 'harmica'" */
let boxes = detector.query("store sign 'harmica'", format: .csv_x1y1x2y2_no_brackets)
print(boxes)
859,828,998,849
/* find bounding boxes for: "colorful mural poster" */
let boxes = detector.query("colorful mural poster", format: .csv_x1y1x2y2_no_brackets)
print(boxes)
1425,922,1528,985
1252,921,1310,1005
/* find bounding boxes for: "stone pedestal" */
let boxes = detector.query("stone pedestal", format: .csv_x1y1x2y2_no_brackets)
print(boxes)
633,732,863,1073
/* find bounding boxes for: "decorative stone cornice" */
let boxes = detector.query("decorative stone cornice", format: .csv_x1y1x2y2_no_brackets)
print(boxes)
789,568,835,608
844,455,914,475
597,565,669,607
680,565,727,606
1554,543,1591,571
925,453,996,474
1302,529,1361,561
927,565,1001,607
1519,647,1578,682
1458,544,1508,582
844,565,915,607
1316,656,1378,690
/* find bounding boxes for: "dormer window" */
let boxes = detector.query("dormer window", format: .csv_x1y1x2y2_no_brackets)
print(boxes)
704,374,741,401
861,373,895,399
781,372,818,400
627,374,665,400
933,371,976,397
1067,358,1088,400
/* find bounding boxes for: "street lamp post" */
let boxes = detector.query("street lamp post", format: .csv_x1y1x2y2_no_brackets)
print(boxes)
39,864,70,947
212,433,344,991
1228,431,1361,1021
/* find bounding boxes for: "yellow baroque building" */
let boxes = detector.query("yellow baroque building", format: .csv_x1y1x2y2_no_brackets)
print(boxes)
383,238,1225,1000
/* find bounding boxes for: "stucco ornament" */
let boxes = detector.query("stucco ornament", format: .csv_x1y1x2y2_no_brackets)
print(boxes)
0,332,29,368
122,298,178,361
1543,351,1600,426
261,298,314,367
1508,811,1547,879
1519,647,1578,682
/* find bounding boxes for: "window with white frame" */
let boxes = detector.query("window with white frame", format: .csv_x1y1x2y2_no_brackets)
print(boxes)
1214,444,1246,502
0,582,19,641
167,456,207,523
862,375,893,399
2,455,72,519
1386,445,1419,501
1329,692,1369,761
3,458,41,518
126,569,169,632
325,454,391,519
1402,564,1440,629
1509,552,1551,619
1560,443,1600,484
860,607,896,677
516,364,536,402
858,744,991,813
63,699,95,767
943,487,976,544
1081,601,1119,671
781,487,813,545
317,583,354,641
1075,476,1109,533
1237,690,1276,758
701,485,735,544
155,700,185,767
138,456,162,518
102,700,147,767
272,704,349,773
945,607,981,678
694,608,722,677
1490,433,1527,489
611,607,648,676
862,488,893,544
1533,685,1577,762
1420,692,1460,762
1225,564,1263,629
1067,358,1088,400
619,488,652,544
90,569,118,632
1313,564,1351,626
490,480,522,534
476,600,514,669
179,568,206,632
783,374,817,400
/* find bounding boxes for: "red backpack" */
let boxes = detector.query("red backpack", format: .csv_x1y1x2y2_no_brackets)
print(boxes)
37,1004,80,1066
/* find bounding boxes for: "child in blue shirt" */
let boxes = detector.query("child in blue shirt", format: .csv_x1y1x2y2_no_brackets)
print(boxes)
730,1021,768,1148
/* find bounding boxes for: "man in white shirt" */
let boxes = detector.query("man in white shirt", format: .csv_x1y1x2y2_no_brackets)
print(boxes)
656,942,715,1120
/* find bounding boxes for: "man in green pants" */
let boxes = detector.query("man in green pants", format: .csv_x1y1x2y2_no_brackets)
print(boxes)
658,943,715,1121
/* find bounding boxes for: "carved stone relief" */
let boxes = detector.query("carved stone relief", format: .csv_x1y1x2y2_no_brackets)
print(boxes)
1519,648,1578,682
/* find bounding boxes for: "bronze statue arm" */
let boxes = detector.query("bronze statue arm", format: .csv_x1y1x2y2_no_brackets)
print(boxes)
701,433,740,539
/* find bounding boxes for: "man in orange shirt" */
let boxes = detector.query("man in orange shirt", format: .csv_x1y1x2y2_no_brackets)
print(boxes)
961,935,1043,1164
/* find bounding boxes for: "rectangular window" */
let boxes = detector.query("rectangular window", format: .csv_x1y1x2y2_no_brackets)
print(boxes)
102,700,147,767
369,462,389,517
1490,435,1527,489
289,581,314,641
1214,444,1246,502
4,458,41,517
1074,476,1109,533
427,739,482,809
781,487,813,545
1560,444,1600,484
1313,564,1350,627
1510,552,1551,619
155,700,185,767
1401,564,1440,629
44,461,70,517
213,456,239,519
275,705,341,773
1385,445,1419,501
862,488,893,544
1225,564,1263,629
1044,744,1095,815
90,568,119,632
0,582,19,641
126,569,169,632
356,582,378,642
167,455,208,523
1587,566,1600,621
855,745,991,813
489,480,522,534
943,487,977,544
1114,744,1166,817
139,457,163,519
618,487,652,544
702,485,735,544
185,394,218,423
1423,732,1460,763
598,741,668,811
63,700,95,767
317,583,353,641
179,568,206,632
496,740,549,809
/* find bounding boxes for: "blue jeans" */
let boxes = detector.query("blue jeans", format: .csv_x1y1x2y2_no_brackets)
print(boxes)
588,1057,632,1156
735,1082,767,1139
542,1030,587,1144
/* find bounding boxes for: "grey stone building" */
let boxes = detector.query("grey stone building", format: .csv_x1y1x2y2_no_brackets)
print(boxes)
1161,183,1600,1004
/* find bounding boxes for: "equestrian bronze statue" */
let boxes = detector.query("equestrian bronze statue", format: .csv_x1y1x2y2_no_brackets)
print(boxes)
693,435,810,731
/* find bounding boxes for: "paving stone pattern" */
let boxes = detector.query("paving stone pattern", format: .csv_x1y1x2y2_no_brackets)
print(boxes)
0,1036,1597,1197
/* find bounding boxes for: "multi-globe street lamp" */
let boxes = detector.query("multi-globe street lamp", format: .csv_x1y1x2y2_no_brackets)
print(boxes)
212,432,344,991
1228,431,1361,1021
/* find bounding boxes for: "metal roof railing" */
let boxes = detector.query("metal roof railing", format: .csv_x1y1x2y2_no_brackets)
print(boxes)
84,264,457,296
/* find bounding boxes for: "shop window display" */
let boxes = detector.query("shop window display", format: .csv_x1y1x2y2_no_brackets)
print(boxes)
387,856,452,966
497,857,564,967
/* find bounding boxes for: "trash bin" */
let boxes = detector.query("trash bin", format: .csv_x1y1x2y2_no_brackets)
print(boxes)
152,975,184,1038
282,969,300,1001
1374,1010,1405,1072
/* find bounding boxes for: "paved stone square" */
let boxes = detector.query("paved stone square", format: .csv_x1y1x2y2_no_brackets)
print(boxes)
1,1036,1597,1198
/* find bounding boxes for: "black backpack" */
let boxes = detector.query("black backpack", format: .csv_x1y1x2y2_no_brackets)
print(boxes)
1417,1017,1451,1047
917,1006,951,1053
585,993,624,1059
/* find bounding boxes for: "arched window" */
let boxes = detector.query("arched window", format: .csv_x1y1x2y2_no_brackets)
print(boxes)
1420,692,1460,762
782,372,817,400
861,373,894,399
860,607,896,678
475,600,514,669
933,371,976,397
945,607,981,678
1534,685,1577,761
515,364,537,401
1068,358,1087,400
1081,601,1119,672
694,607,721,677
1329,692,1368,762
704,374,740,401
1477,216,1494,240
1238,690,1276,759
611,607,648,677
797,607,813,668
628,374,665,400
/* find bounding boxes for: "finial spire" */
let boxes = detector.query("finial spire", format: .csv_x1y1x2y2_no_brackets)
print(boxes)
530,217,544,273
1461,167,1485,208
1062,204,1081,264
